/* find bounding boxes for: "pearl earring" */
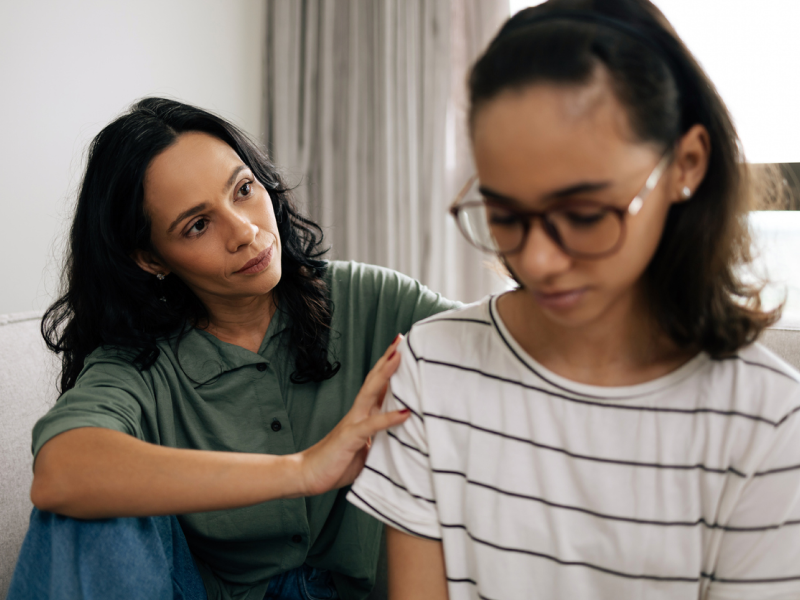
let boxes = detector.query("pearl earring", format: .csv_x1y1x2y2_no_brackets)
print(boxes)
156,273,165,281
681,186,692,200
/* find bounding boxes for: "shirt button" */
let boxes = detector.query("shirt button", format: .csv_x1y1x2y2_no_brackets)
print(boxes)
271,419,282,432
256,363,267,372
291,534,302,543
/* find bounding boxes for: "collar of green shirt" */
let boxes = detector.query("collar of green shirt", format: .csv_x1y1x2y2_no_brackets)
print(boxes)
169,307,291,386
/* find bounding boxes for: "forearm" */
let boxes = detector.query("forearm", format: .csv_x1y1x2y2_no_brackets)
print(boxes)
31,427,306,519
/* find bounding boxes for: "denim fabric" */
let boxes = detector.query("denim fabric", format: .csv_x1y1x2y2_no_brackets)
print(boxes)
7,508,207,600
264,564,339,600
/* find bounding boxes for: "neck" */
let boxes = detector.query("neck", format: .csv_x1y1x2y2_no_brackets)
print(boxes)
498,284,692,386
197,292,277,353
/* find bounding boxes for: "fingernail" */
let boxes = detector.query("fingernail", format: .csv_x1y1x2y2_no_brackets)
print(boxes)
392,333,402,344
399,408,410,414
388,350,397,361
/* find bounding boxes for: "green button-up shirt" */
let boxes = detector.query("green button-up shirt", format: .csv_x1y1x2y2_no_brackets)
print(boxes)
32,261,459,600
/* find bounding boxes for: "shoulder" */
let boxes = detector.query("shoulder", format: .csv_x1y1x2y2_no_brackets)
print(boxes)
326,260,460,313
80,345,147,378
326,260,421,294
405,297,494,361
705,342,800,425
728,341,800,384
75,339,180,392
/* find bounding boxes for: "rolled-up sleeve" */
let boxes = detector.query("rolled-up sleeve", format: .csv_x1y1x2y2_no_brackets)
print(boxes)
32,353,153,461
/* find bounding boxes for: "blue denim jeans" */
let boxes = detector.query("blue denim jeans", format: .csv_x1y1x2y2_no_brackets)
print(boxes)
8,509,338,600
264,564,339,600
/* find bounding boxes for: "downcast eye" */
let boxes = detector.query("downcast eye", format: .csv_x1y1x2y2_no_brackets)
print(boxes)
558,206,609,228
189,218,208,234
487,209,522,227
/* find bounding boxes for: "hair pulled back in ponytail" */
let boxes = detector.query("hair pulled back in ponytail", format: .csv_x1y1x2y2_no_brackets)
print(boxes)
468,0,779,356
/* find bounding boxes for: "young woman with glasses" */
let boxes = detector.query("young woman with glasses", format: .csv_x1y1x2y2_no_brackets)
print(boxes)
348,1,800,598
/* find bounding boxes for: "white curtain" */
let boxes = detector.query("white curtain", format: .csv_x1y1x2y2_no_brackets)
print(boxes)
264,0,510,302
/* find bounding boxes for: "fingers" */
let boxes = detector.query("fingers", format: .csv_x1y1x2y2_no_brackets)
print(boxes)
356,409,411,440
374,381,390,413
383,333,404,361
353,335,404,411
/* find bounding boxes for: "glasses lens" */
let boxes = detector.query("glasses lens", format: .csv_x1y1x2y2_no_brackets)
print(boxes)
456,202,525,253
547,204,622,256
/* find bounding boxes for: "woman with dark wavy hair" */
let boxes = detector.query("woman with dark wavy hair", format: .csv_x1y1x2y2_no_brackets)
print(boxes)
8,98,458,600
349,1,800,598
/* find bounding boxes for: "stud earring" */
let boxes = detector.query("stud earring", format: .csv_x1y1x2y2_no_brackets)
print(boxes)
681,186,692,200
156,273,165,281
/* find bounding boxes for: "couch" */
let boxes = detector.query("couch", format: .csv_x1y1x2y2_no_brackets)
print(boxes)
3,310,800,599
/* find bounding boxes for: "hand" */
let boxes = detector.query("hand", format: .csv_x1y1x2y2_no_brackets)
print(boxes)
298,335,410,496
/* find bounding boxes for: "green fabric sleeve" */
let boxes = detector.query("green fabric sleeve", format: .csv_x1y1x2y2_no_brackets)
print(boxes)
31,351,153,460
327,261,461,370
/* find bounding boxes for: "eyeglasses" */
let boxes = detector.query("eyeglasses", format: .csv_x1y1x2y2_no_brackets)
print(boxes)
449,154,672,259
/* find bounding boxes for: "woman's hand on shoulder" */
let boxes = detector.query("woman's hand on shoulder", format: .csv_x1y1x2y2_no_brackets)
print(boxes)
297,335,410,496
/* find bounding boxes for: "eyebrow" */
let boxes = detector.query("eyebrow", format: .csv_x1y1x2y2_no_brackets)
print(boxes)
167,202,210,234
166,165,249,234
478,181,613,206
224,164,247,193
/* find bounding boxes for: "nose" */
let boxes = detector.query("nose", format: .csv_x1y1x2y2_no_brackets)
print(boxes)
226,210,258,253
515,218,572,281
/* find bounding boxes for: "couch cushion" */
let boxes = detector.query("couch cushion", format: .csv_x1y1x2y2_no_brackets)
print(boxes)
0,312,59,598
761,320,800,372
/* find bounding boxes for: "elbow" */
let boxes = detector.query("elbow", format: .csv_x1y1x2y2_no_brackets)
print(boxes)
30,455,77,515
30,469,67,514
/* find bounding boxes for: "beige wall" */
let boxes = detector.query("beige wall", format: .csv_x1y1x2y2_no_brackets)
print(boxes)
0,0,266,314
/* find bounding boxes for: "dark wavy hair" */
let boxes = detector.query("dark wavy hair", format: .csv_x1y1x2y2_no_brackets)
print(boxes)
43,97,340,392
469,0,779,356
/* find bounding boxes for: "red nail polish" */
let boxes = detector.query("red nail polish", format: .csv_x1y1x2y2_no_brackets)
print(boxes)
393,333,402,344
388,350,397,361
399,408,410,414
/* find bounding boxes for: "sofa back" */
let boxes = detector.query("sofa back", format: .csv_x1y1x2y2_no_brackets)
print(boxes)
0,313,60,598
1,312,799,598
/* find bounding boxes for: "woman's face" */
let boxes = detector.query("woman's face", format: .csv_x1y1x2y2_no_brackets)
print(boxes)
135,132,282,306
471,75,689,329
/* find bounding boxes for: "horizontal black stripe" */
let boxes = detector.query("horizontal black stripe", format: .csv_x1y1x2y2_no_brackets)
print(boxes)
754,462,800,477
441,522,701,583
389,392,424,422
717,354,800,384
431,469,800,531
363,465,435,503
445,579,498,600
424,413,746,476
446,577,478,585
387,429,429,457
708,573,800,584
347,489,441,541
415,358,788,428
446,568,800,590
417,317,492,327
776,404,800,427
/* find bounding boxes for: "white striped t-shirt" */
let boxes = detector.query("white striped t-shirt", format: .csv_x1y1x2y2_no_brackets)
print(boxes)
348,296,800,600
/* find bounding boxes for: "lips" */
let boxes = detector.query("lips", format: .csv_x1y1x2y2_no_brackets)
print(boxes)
235,245,274,275
531,287,587,311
